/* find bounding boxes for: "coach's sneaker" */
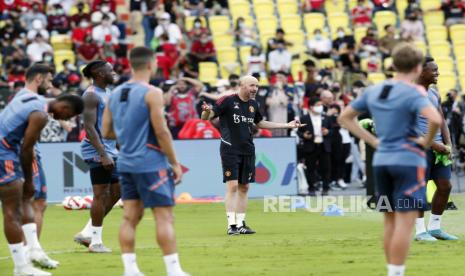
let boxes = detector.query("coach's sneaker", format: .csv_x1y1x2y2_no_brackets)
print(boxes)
29,248,59,269
74,232,91,248
428,229,459,240
414,232,437,242
14,264,51,276
89,243,112,253
238,222,256,234
227,225,240,236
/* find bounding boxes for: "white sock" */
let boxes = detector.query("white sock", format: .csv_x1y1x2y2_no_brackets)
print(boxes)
387,264,405,276
236,213,246,227
226,212,236,227
163,253,183,275
122,253,141,275
81,219,92,237
428,214,442,231
91,226,103,245
415,218,426,235
9,243,28,268
22,223,42,250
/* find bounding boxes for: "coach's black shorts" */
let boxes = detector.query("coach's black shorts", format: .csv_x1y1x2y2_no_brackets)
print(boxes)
86,159,119,185
221,154,255,184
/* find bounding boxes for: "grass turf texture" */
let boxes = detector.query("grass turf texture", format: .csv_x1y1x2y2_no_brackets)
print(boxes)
1,195,464,275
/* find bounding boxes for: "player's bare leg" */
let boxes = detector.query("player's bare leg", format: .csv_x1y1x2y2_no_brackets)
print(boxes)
32,199,47,238
236,183,255,234
427,179,457,240
225,180,239,235
383,212,395,264
153,206,188,276
22,181,58,269
120,200,144,276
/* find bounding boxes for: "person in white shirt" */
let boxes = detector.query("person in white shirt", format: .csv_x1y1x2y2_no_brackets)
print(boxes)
247,46,266,77
400,9,424,42
266,77,289,137
26,34,53,63
268,42,292,74
154,12,183,45
92,14,121,45
307,28,332,59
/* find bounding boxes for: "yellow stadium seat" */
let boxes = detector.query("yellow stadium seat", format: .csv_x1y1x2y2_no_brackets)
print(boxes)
368,73,386,84
429,42,451,58
319,58,336,69
435,57,454,72
437,73,457,96
374,11,397,36
230,2,251,19
239,46,252,64
286,31,305,46
51,34,72,50
254,2,275,18
199,62,218,84
348,0,358,11
216,47,237,63
325,0,345,12
327,12,349,31
291,61,304,81
423,11,444,27
455,42,465,59
396,0,408,20
354,27,368,44
383,57,393,71
281,16,301,32
260,32,275,48
257,17,278,33
460,75,465,90
426,26,447,42
185,16,207,30
209,16,230,35
421,0,441,11
277,1,298,16
450,24,465,43
219,62,241,78
54,50,75,71
457,58,465,74
213,34,234,48
414,41,428,55
303,13,325,34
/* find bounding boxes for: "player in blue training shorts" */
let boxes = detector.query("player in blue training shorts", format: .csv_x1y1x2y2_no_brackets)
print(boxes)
413,57,458,241
102,47,189,276
339,43,442,276
0,63,84,276
74,60,121,253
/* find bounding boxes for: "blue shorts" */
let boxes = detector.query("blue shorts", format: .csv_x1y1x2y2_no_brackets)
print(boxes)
85,159,120,185
374,165,427,212
0,160,22,186
426,150,452,181
33,158,47,200
120,169,175,208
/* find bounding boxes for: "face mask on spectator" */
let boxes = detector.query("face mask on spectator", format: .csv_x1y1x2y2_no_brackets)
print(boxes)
57,9,64,15
80,21,90,28
200,37,208,44
315,33,322,40
239,21,244,28
194,22,201,28
313,105,323,114
338,31,345,38
101,5,111,13
15,38,23,46
230,81,239,87
44,55,53,62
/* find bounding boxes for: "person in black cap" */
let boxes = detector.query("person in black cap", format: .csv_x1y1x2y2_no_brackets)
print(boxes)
266,28,293,57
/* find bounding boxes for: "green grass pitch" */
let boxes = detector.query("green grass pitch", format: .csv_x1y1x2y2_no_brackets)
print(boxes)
1,196,464,275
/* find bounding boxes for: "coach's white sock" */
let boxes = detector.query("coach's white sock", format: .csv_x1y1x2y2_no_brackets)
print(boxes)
227,212,236,227
163,253,183,275
91,226,103,245
122,253,141,274
9,243,28,268
428,214,442,231
387,264,405,276
81,219,92,237
415,218,426,235
22,223,42,250
236,213,245,227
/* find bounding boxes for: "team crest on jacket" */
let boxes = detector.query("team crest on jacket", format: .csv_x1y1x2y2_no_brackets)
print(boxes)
233,102,240,109
249,106,254,113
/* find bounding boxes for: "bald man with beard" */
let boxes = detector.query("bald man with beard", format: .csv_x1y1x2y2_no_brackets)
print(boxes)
201,76,305,235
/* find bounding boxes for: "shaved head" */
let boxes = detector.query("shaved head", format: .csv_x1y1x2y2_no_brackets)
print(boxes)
240,75,258,86
320,90,334,106
239,75,259,100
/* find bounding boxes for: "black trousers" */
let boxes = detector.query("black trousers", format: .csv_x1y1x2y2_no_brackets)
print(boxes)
304,144,331,192
331,143,351,182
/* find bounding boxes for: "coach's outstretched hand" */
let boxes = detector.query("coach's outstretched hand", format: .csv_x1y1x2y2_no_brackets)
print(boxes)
172,163,183,185
286,120,306,128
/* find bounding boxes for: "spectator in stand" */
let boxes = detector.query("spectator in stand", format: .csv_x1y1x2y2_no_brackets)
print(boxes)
20,1,47,30
26,33,53,63
165,77,204,138
27,19,50,41
156,33,180,79
190,32,217,64
92,0,117,13
379,24,399,58
352,0,372,27
141,0,157,47
92,14,121,45
178,54,199,78
404,0,421,18
266,75,290,137
338,44,361,72
0,17,24,41
184,0,206,17
247,46,266,77
54,60,82,90
332,27,356,55
298,97,332,196
77,35,102,66
47,4,70,34
301,0,325,13
268,42,292,76
205,0,229,16
441,0,465,26
252,73,271,120
400,8,424,41
71,1,91,28
187,17,210,42
303,59,322,103
367,50,381,72
267,28,293,56
155,12,183,46
320,90,334,113
327,104,348,189
307,29,332,59
360,26,379,58
72,19,93,47
232,17,256,46
371,0,395,13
